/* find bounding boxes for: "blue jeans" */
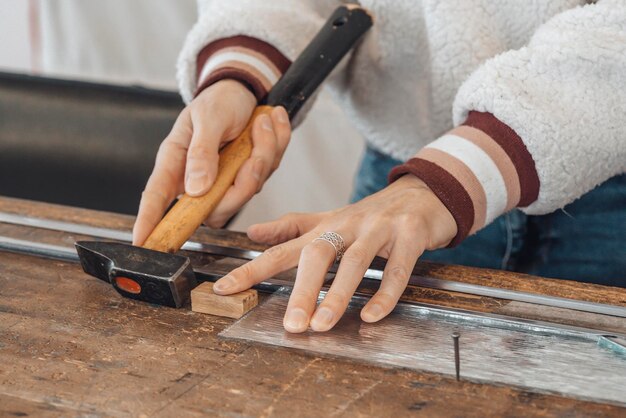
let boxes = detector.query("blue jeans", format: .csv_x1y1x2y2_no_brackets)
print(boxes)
351,146,626,287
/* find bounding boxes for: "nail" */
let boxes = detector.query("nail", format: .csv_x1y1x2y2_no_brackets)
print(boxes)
311,307,334,330
186,170,209,195
452,332,461,381
276,107,289,124
363,303,384,321
284,308,308,333
252,157,264,181
260,115,273,131
214,275,235,293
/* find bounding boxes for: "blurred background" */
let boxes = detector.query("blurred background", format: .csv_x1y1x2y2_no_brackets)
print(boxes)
0,0,363,231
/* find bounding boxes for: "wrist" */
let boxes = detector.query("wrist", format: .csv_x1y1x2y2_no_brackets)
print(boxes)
392,172,428,191
215,79,257,105
194,35,291,101
196,79,257,111
392,174,458,248
389,112,538,247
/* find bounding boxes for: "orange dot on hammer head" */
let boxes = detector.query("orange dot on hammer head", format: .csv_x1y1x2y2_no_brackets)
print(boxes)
115,277,142,294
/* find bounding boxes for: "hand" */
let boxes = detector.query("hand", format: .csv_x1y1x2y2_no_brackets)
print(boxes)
132,79,292,245
213,175,458,332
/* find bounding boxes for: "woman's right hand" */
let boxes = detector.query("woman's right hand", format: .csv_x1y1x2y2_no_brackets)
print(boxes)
132,79,292,246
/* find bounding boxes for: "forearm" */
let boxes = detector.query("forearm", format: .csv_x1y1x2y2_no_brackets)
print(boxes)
389,111,539,247
177,0,341,103
391,0,626,246
453,0,626,214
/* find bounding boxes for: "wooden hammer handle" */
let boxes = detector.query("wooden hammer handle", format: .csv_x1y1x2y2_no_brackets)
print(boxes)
143,106,273,253
142,6,373,254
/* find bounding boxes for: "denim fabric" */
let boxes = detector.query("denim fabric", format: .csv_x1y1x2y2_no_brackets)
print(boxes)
351,146,626,287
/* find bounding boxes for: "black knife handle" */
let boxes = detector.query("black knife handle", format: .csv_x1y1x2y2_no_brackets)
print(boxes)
264,5,373,120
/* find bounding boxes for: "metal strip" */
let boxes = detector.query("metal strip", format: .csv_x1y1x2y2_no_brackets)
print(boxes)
0,236,79,262
598,335,626,356
221,288,626,405
2,212,626,318
407,276,626,319
0,212,262,259
395,296,626,342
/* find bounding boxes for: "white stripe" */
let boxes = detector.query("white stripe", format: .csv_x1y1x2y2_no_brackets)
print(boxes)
198,51,280,87
426,134,508,224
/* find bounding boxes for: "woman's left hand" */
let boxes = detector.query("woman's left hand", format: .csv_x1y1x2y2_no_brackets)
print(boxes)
212,174,458,333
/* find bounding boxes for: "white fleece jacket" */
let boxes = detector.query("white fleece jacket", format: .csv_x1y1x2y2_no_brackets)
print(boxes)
177,0,626,245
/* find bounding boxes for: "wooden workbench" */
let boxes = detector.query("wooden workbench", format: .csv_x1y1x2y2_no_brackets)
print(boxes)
1,197,625,417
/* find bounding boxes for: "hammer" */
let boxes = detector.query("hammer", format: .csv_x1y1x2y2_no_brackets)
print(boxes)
75,5,373,308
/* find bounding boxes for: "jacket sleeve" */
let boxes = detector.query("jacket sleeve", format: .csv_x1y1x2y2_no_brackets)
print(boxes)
390,0,626,246
177,0,342,104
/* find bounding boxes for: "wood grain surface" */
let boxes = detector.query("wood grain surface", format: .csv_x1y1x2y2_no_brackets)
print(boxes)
0,197,625,417
192,282,258,319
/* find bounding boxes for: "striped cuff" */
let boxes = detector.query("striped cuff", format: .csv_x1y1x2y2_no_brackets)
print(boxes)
389,111,540,247
195,35,291,101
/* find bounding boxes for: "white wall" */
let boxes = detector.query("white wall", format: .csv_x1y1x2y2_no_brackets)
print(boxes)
0,0,32,72
0,0,364,231
38,0,196,89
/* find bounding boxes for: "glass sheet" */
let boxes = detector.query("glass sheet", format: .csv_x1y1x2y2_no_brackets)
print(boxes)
220,288,626,406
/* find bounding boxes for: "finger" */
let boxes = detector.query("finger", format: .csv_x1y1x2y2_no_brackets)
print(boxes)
202,157,261,228
247,212,329,245
310,233,386,332
203,114,278,227
133,112,191,245
249,113,278,187
270,106,291,168
133,188,178,246
283,235,343,333
360,236,424,323
213,232,315,295
184,111,225,196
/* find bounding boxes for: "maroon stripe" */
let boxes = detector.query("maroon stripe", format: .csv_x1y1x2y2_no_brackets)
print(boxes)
194,67,269,101
463,111,540,207
389,158,474,247
196,35,291,82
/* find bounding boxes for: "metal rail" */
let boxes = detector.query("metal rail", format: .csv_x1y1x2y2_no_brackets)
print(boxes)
1,212,626,318
3,233,625,361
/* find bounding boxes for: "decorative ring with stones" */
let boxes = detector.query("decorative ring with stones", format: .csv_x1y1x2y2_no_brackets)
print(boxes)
313,232,346,263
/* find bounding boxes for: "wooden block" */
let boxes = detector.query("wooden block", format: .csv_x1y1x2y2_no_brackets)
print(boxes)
191,282,258,319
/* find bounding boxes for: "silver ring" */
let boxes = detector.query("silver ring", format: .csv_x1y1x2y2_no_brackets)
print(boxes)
313,231,346,263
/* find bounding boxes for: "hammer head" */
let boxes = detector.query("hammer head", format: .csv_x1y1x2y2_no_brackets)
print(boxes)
75,241,197,308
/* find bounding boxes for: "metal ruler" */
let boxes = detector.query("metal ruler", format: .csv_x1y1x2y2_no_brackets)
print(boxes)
1,212,626,318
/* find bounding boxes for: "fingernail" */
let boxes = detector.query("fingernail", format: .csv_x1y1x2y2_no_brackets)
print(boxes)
284,308,308,333
260,115,273,131
252,158,264,181
214,275,235,293
186,170,208,195
276,107,289,124
362,304,384,322
311,307,334,330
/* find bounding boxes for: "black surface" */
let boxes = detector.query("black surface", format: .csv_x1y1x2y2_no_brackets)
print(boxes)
0,72,184,214
75,240,196,308
265,5,372,119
